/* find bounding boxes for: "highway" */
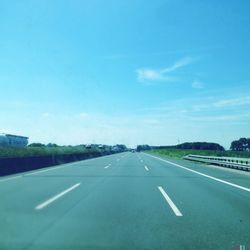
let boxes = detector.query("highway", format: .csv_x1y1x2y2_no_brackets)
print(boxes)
0,152,249,250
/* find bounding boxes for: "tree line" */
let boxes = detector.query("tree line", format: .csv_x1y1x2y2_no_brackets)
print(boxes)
230,138,250,151
137,138,250,152
150,142,225,151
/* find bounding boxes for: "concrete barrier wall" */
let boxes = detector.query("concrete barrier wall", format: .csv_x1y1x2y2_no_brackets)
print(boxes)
0,151,113,176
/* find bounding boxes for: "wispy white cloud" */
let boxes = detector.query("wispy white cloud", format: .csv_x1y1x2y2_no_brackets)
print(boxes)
136,56,194,82
192,80,204,89
190,112,250,122
190,96,250,113
161,57,193,74
213,96,250,108
136,69,168,81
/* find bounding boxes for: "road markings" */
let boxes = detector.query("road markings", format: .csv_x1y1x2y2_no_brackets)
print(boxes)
0,161,88,181
0,175,22,183
145,154,250,193
25,157,98,177
104,164,111,169
25,165,68,176
0,154,121,183
144,166,149,171
35,183,81,210
158,186,183,216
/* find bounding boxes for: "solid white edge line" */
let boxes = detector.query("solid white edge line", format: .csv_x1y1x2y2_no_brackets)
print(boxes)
15,154,115,178
0,175,22,183
144,166,149,171
25,157,99,176
158,186,183,217
0,159,92,181
0,153,125,183
25,165,69,176
145,153,250,193
35,183,81,210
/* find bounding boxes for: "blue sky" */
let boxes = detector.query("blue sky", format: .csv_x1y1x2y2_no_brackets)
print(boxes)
1,0,250,148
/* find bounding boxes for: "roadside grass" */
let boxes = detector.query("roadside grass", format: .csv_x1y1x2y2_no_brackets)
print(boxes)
0,146,102,158
149,148,250,159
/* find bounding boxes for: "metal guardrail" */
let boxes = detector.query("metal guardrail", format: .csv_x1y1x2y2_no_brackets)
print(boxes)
183,154,250,171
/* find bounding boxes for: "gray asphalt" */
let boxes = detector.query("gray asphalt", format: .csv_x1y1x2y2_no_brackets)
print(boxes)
0,152,249,250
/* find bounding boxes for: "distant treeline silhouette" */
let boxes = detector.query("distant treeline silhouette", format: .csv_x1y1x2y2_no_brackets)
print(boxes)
138,138,250,152
150,142,225,151
230,138,250,151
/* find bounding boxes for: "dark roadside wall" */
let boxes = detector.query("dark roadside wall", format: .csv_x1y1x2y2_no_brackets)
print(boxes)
0,151,113,177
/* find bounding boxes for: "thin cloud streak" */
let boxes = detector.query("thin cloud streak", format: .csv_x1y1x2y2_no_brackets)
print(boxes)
213,96,250,108
136,56,194,82
190,113,250,122
190,96,250,113
161,57,193,73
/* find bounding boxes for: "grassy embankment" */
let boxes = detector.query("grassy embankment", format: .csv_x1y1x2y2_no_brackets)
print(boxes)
0,146,104,158
149,148,250,159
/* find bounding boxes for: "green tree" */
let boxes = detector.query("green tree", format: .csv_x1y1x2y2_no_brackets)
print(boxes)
28,143,45,147
230,138,250,151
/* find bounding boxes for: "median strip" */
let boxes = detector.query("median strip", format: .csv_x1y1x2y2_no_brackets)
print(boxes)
35,183,81,210
158,186,183,217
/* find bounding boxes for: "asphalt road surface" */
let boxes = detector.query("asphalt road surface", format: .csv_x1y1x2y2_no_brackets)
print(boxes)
0,152,249,250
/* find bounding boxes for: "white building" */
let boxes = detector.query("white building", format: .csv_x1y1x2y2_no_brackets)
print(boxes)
0,133,29,147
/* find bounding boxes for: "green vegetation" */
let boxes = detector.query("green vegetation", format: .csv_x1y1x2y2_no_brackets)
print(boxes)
175,142,224,151
0,145,103,158
149,148,250,159
230,138,250,151
151,142,224,151
146,139,250,159
136,145,151,152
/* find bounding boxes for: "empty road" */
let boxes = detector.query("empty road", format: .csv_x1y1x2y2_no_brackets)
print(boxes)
0,152,249,250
